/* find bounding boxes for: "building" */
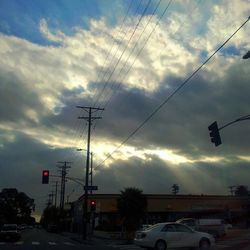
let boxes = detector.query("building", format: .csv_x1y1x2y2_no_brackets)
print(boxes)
71,194,250,232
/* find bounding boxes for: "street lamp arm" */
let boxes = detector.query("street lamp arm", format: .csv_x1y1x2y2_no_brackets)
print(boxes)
219,115,250,130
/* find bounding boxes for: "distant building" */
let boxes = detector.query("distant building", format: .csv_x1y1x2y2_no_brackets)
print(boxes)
71,194,250,232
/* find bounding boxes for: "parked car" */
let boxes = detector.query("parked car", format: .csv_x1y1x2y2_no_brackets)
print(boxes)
47,224,59,233
176,218,226,238
0,224,21,241
134,222,214,250
140,224,153,231
18,224,27,231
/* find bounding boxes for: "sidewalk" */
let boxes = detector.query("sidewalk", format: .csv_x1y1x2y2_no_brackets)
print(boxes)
216,229,250,250
217,229,250,241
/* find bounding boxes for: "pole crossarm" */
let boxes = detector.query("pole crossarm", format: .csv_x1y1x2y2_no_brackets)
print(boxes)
219,115,250,130
76,106,104,112
78,116,102,120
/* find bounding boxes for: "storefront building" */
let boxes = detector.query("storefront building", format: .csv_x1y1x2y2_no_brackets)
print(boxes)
71,194,249,232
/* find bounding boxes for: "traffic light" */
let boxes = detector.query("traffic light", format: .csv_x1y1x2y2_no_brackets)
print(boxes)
208,121,222,146
242,50,250,59
42,170,49,184
90,200,96,211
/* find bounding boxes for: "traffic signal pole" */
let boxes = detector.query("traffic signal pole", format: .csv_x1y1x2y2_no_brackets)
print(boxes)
208,115,250,146
77,106,104,240
218,115,250,130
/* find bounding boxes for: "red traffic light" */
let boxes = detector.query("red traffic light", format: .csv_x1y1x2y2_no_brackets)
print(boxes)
43,171,49,176
42,170,49,184
90,200,96,211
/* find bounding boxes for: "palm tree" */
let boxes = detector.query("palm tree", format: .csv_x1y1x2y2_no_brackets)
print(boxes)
117,187,147,239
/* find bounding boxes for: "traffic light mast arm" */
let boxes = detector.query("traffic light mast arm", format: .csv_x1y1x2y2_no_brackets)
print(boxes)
66,177,84,187
49,174,84,187
219,115,250,131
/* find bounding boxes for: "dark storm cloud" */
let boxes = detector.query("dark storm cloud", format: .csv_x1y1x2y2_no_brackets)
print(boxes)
94,155,250,195
0,68,44,123
88,59,250,159
40,86,88,128
0,131,85,216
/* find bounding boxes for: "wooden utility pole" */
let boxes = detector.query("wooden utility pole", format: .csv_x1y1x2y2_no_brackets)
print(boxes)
77,106,104,240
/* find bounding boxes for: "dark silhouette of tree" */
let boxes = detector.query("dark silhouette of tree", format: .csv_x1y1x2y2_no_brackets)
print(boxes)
0,188,35,224
235,185,249,196
40,206,70,231
117,187,147,235
40,206,61,225
172,184,179,195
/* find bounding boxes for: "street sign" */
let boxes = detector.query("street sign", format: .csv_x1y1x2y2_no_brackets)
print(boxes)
84,186,98,191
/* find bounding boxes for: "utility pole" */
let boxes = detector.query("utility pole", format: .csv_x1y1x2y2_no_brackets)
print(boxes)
52,181,59,207
57,161,71,210
90,152,93,195
47,192,53,207
77,106,104,240
49,191,54,206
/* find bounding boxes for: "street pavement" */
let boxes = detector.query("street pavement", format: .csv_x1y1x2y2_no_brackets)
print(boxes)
1,228,249,250
94,229,250,250
0,228,110,250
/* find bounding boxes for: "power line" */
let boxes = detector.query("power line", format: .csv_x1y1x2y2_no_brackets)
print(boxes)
95,16,250,170
100,0,173,112
91,0,171,133
91,0,139,107
62,0,139,163
92,0,152,109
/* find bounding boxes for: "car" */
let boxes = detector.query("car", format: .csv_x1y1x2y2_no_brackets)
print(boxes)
18,224,27,231
176,218,226,238
47,224,59,233
0,224,21,241
140,224,153,231
134,222,215,250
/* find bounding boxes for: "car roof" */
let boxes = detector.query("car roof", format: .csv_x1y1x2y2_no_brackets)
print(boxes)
151,222,183,227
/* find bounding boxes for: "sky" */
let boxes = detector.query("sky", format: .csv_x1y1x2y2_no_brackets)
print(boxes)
0,0,250,220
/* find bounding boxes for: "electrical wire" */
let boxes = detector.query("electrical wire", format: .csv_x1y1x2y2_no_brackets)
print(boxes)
95,15,250,170
91,0,170,134
62,0,141,163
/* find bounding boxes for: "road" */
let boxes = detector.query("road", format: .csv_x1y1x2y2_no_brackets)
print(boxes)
1,228,249,250
0,228,110,250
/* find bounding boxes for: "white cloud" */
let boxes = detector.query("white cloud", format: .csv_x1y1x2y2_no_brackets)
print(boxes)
0,0,250,167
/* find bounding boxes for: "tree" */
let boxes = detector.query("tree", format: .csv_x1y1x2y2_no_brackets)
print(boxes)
117,187,147,235
0,188,35,224
40,206,70,231
172,184,179,195
235,185,249,196
40,206,61,226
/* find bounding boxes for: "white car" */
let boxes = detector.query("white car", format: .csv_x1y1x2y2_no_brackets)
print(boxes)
134,222,215,250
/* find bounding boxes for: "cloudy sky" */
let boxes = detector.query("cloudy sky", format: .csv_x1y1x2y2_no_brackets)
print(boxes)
0,0,250,220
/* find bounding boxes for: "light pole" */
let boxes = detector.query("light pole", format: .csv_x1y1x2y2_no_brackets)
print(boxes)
77,148,94,239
